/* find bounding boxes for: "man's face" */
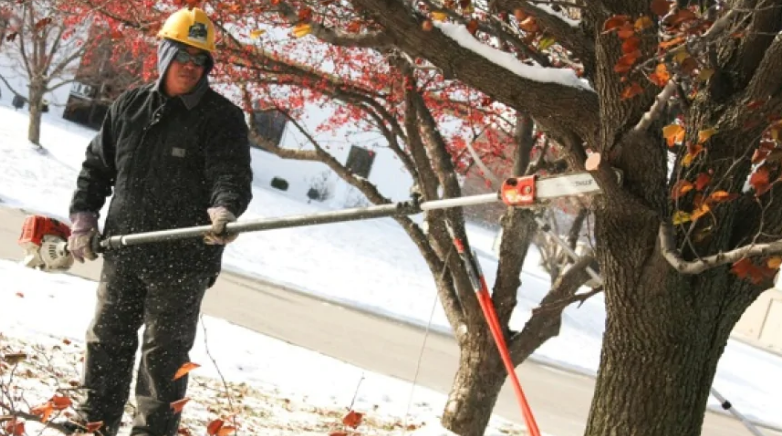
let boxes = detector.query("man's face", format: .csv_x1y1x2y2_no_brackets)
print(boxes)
165,46,208,96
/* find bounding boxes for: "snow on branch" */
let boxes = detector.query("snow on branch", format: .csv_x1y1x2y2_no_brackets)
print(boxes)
535,4,580,28
434,22,593,91
659,222,782,275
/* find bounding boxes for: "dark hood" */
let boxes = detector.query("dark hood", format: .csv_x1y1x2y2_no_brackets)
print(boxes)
154,38,214,110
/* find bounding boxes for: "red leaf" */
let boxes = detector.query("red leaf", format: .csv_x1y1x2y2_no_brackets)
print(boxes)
207,419,224,436
4,419,25,436
750,165,771,196
621,82,644,100
602,15,631,33
694,173,711,191
342,410,364,429
650,0,672,15
731,258,754,279
329,432,348,436
50,394,72,410
621,36,640,54
85,422,104,433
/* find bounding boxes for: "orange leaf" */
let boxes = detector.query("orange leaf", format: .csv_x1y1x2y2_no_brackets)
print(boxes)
51,394,72,410
635,16,654,31
691,203,711,220
217,426,236,436
602,15,631,33
694,173,711,191
648,63,670,86
662,124,685,147
659,35,685,49
31,403,54,423
671,180,693,199
650,0,672,15
170,398,190,414
622,36,640,54
329,432,349,436
767,256,782,270
173,362,200,380
621,82,644,100
750,165,771,196
514,9,528,21
708,190,737,203
343,410,364,429
519,16,538,32
697,127,717,143
207,419,224,436
422,20,433,31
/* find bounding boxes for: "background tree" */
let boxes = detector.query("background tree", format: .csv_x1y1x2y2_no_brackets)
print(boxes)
0,0,95,145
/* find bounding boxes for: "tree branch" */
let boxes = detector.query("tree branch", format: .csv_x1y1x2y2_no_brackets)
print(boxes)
348,0,599,142
490,0,593,64
659,221,782,274
745,29,782,101
273,1,394,49
508,251,598,364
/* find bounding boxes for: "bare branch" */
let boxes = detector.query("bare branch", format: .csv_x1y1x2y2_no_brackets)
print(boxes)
659,222,782,274
633,78,679,132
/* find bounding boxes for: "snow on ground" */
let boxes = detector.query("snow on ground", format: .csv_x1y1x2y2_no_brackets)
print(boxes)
0,259,530,436
0,102,780,429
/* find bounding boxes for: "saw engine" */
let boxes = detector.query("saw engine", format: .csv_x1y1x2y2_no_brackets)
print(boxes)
18,215,74,272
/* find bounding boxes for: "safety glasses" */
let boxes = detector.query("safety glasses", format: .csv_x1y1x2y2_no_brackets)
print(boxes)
174,50,209,67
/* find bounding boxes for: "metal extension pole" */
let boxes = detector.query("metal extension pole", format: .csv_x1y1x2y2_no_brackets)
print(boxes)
100,193,502,250
710,388,767,436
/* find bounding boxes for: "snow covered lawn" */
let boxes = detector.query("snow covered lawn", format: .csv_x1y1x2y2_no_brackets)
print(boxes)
0,259,527,436
0,100,780,430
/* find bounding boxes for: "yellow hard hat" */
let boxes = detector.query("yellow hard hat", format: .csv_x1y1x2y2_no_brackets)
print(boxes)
157,7,216,53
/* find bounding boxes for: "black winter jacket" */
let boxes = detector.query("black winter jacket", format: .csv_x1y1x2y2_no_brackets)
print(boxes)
69,82,253,276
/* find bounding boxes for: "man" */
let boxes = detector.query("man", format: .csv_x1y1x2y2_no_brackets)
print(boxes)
62,7,253,436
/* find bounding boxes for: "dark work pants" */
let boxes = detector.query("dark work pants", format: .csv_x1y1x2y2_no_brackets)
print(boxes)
77,257,213,436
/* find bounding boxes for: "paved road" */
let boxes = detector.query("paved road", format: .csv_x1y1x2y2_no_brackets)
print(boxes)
0,205,778,436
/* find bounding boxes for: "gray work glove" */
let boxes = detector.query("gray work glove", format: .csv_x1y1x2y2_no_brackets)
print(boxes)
204,206,238,245
68,212,99,263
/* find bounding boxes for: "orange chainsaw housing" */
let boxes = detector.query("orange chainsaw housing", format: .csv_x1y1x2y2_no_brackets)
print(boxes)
18,215,71,249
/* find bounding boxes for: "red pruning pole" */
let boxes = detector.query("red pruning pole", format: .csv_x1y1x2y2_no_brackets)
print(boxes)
448,227,542,436
443,175,542,435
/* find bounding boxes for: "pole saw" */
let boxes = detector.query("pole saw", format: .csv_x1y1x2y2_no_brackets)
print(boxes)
17,170,618,273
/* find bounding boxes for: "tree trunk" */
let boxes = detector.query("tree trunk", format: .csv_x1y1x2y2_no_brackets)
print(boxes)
441,329,506,436
27,82,44,146
584,214,757,436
